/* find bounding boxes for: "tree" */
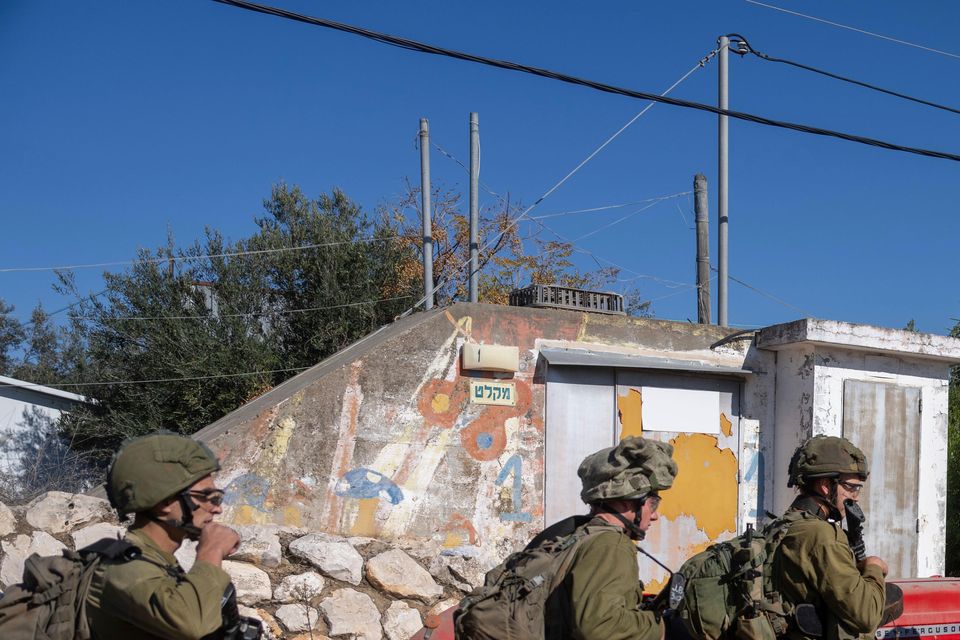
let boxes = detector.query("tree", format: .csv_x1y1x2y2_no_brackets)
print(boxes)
58,184,419,461
12,305,76,386
380,182,651,314
946,319,960,574
0,298,25,375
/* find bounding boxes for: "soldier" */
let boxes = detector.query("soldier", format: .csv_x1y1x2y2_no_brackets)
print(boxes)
775,435,889,640
86,432,242,639
536,436,678,640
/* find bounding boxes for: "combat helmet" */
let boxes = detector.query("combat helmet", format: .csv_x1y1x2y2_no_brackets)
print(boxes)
579,436,678,504
787,435,868,488
106,432,221,524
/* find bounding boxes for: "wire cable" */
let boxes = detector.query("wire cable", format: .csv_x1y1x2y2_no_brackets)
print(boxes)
71,294,414,322
733,34,960,116
0,235,417,274
743,0,960,61
0,366,312,390
397,52,714,314
211,0,960,163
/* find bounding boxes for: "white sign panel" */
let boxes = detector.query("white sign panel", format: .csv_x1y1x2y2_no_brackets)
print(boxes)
640,387,720,434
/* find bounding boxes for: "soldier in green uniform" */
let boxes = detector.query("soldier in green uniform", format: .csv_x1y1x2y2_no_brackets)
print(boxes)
774,435,889,640
533,436,677,640
86,432,241,640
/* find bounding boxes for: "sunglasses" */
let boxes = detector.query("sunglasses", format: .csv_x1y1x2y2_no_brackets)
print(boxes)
186,489,226,506
643,494,662,512
838,480,864,495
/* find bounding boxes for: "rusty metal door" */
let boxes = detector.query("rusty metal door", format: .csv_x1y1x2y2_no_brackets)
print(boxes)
544,366,616,526
615,370,742,591
842,380,921,578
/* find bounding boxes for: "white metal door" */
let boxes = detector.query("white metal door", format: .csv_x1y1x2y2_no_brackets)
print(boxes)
842,380,921,578
544,366,616,527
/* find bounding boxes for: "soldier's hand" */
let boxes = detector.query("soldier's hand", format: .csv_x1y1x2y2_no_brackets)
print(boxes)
196,523,241,566
860,555,888,577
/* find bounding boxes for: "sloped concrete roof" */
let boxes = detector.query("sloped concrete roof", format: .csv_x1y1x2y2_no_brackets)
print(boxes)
194,306,447,443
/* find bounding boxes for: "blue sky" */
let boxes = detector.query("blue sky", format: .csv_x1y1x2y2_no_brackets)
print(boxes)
2,0,959,334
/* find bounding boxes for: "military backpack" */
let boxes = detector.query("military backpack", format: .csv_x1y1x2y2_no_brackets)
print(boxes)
670,511,809,640
454,516,614,640
0,537,141,640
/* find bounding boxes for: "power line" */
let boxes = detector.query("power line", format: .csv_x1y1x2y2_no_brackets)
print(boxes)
530,194,691,221
717,268,812,316
212,0,960,163
0,235,417,274
743,0,960,61
0,366,312,390
398,51,714,314
70,294,414,322
734,34,960,116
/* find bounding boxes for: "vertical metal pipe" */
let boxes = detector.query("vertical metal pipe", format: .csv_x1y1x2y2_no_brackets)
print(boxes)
469,112,480,303
718,36,729,327
419,118,433,310
694,174,711,324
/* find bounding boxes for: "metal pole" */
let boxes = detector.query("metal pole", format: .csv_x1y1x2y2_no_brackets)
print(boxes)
718,36,729,327
469,112,479,303
694,174,711,324
419,118,433,310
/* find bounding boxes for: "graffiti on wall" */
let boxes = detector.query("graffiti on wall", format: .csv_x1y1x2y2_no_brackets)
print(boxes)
495,453,532,522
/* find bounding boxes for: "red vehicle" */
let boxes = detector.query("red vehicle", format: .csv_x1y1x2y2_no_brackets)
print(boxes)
412,578,960,640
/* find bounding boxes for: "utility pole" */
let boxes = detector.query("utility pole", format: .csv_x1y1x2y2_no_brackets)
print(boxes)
694,174,711,324
419,118,434,311
469,112,479,303
718,35,730,327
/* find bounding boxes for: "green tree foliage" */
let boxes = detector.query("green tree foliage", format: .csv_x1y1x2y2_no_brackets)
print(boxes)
57,184,419,462
0,298,25,374
13,182,647,471
946,319,960,574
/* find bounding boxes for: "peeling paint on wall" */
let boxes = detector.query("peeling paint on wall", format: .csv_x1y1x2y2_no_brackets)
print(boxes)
661,432,738,539
617,389,643,439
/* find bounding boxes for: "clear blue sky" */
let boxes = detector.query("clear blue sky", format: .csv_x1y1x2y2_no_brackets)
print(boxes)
2,0,959,333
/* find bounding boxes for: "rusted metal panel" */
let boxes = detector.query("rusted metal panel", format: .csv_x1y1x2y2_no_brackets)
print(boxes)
843,380,921,578
544,366,616,526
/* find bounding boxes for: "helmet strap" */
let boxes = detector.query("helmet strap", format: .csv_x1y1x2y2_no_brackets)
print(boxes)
149,492,203,541
601,501,647,541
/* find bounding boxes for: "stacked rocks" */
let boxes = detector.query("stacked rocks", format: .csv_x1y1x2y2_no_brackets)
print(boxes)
0,492,487,640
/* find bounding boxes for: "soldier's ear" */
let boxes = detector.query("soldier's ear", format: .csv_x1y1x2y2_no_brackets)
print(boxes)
152,495,180,517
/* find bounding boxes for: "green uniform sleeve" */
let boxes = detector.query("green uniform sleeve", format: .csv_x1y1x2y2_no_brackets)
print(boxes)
101,558,232,640
565,529,663,640
780,520,885,635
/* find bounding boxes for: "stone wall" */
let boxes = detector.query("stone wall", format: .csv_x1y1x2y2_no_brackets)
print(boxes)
0,492,486,639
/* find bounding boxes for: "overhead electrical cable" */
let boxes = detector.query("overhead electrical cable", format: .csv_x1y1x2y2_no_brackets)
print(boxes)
212,0,960,163
743,0,960,61
71,294,414,322
0,366,313,390
0,235,417,274
734,34,960,116
395,50,715,314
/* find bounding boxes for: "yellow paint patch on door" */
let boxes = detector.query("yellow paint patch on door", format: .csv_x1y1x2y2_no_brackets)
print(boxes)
658,433,737,539
617,388,643,439
720,413,732,437
352,498,380,536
